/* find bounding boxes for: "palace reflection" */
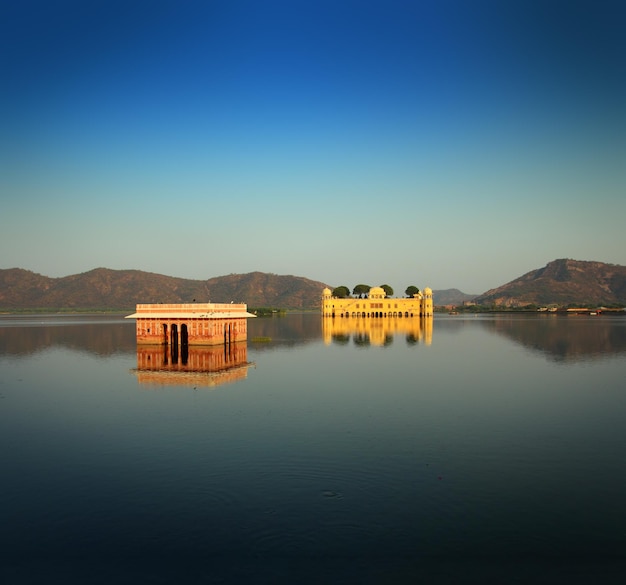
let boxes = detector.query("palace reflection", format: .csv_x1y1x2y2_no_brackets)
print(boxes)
132,342,252,388
323,315,433,347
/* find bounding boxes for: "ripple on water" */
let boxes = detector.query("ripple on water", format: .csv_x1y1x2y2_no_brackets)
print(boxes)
214,454,420,556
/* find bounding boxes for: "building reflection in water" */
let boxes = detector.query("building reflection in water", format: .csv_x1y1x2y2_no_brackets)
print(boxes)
132,342,253,388
322,315,433,347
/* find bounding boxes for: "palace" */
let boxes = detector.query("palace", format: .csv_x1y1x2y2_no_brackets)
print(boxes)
125,302,256,346
321,286,433,318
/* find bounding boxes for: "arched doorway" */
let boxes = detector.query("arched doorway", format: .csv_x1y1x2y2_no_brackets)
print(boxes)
170,324,179,363
180,324,189,365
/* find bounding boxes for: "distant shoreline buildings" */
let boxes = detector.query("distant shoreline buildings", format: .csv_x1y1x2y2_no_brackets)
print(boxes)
321,286,433,318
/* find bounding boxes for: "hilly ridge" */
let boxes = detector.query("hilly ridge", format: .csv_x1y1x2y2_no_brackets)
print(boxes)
0,268,330,310
474,259,626,307
2,259,625,311
432,289,477,306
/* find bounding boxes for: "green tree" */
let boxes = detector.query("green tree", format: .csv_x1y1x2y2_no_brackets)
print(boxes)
405,285,420,297
380,284,393,297
352,284,371,298
332,286,351,298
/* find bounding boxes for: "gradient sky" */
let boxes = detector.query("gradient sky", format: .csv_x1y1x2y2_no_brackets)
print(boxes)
1,0,624,294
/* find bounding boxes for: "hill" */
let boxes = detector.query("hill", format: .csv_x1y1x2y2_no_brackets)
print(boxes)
432,288,477,306
5,260,621,311
0,268,329,311
204,272,330,309
474,259,626,307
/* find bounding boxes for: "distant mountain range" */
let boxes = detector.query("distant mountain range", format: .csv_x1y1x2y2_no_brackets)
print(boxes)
0,268,329,310
431,289,478,306
1,259,624,311
474,259,626,307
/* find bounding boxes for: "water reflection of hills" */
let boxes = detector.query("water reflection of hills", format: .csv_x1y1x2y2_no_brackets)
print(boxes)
322,316,433,347
0,316,136,357
247,313,322,351
478,315,626,362
133,344,252,388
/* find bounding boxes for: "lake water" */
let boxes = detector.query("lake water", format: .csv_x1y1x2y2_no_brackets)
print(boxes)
1,313,626,584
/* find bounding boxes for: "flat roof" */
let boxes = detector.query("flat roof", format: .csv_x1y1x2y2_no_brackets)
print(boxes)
125,311,257,319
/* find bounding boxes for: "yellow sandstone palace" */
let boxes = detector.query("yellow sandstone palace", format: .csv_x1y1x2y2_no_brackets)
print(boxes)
321,286,433,318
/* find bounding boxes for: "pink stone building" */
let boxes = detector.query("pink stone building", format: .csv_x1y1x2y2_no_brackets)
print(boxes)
126,303,256,346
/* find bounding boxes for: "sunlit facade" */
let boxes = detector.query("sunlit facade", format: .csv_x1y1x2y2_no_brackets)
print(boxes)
321,286,433,318
126,302,257,346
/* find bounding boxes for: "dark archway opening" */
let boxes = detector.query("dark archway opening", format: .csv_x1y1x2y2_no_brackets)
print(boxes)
181,324,189,364
224,322,233,345
170,324,178,363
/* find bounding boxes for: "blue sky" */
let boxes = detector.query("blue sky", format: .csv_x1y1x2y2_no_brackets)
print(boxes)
1,0,624,294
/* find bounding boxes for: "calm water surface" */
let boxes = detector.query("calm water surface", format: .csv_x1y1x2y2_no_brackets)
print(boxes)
1,313,625,583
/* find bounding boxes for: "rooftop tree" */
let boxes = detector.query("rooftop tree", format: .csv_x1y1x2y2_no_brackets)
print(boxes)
353,284,371,298
332,286,351,298
405,285,420,297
